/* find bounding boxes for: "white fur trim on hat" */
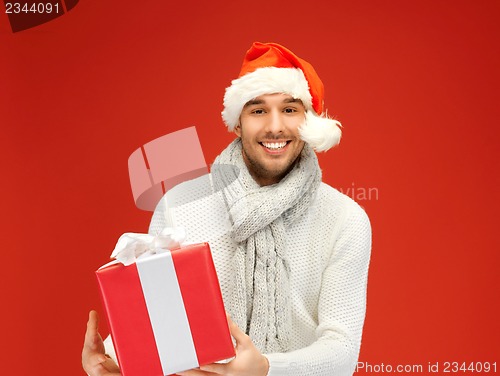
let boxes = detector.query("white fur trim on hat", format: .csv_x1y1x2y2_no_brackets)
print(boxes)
222,67,312,130
299,110,342,152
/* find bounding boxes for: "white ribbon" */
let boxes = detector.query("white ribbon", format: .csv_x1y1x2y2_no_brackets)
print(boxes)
111,227,187,266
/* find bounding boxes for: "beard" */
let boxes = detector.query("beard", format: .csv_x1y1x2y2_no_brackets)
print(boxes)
241,142,303,186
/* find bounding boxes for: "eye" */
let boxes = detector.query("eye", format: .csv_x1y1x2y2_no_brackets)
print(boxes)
251,108,266,115
284,107,298,113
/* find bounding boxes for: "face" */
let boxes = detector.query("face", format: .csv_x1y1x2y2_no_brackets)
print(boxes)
235,93,306,186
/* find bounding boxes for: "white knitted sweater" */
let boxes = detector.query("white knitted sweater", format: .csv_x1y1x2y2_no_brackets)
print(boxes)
145,173,372,376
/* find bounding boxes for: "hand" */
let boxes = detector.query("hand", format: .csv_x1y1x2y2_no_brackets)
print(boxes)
82,310,121,376
177,315,269,376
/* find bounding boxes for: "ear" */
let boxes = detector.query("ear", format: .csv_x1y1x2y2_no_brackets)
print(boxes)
234,123,242,137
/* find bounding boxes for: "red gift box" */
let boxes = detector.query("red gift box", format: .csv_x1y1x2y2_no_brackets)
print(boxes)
96,243,235,376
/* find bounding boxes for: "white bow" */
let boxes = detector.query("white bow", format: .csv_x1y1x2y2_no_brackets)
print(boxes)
111,227,186,266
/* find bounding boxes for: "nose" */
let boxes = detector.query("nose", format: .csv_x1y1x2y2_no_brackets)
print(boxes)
265,109,285,134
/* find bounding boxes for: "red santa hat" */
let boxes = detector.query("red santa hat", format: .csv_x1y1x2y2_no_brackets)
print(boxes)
222,42,342,152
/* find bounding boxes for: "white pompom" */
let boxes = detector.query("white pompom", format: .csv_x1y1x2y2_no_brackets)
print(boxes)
299,111,342,152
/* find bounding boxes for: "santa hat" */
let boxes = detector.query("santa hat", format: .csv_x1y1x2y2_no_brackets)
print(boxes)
222,42,342,152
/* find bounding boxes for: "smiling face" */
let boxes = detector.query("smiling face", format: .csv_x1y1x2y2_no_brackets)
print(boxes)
235,93,306,186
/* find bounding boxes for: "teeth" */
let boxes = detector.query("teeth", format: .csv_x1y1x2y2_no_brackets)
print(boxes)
262,141,287,149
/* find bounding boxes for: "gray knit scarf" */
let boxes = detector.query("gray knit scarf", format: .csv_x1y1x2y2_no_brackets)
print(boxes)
211,138,321,353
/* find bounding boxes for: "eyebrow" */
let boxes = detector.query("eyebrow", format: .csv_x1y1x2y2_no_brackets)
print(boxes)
243,97,303,107
244,99,264,107
283,97,303,104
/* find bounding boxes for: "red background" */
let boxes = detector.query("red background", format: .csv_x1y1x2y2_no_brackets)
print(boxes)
1,1,498,374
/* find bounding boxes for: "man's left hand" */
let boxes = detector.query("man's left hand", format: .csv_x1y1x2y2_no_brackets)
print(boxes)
177,316,269,376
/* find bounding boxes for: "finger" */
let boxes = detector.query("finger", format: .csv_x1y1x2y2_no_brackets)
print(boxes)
102,356,121,371
199,362,226,374
226,315,248,344
84,311,101,348
87,353,107,367
85,311,98,339
88,310,99,333
91,365,121,376
86,358,121,376
177,369,213,376
83,311,106,373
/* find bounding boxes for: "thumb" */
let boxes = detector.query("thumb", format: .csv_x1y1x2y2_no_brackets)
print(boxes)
85,310,102,350
226,314,248,344
87,310,99,335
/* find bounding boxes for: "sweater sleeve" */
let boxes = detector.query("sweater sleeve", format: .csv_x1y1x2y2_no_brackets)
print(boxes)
264,203,372,376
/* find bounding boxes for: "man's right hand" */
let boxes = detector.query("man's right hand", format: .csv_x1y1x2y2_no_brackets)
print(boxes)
82,310,121,376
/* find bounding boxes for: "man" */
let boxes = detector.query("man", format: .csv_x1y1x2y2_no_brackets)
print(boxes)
83,42,372,376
